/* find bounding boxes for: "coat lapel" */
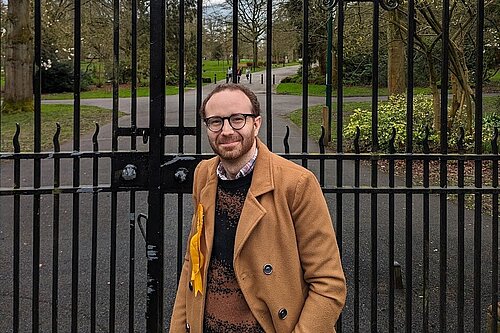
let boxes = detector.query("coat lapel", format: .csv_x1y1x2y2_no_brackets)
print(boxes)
198,159,218,270
234,140,275,260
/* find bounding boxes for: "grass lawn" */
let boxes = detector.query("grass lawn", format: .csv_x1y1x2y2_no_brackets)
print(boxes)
1,104,120,152
202,59,268,83
489,70,500,83
289,101,371,142
42,85,181,100
289,95,500,146
277,82,432,97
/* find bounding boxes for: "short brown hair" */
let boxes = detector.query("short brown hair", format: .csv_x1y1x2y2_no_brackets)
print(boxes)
199,83,261,118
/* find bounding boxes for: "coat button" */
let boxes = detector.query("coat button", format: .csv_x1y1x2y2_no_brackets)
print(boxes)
278,308,288,320
186,322,190,332
263,264,273,275
188,281,193,291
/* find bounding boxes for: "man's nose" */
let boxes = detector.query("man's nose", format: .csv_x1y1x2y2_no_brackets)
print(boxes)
220,118,234,133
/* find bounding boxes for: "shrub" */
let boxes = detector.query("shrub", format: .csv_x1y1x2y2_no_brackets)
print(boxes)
41,60,93,93
344,95,500,153
344,95,437,152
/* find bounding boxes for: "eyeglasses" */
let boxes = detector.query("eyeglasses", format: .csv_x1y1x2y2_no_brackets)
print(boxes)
204,113,257,132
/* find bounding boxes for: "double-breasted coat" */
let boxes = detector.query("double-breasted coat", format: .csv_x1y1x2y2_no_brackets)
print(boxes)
170,139,346,332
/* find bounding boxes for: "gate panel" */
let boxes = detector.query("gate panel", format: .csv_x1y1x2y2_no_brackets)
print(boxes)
1,0,499,332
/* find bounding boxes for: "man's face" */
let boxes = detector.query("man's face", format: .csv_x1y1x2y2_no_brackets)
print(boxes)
204,89,262,163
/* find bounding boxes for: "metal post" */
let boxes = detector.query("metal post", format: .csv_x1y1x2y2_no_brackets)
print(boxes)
325,5,333,143
147,0,166,331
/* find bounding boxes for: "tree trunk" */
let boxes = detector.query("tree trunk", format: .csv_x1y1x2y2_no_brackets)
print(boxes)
4,0,33,113
252,39,258,70
331,48,338,87
387,10,406,96
427,53,441,131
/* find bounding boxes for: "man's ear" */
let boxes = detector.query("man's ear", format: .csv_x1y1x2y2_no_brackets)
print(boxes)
253,116,262,136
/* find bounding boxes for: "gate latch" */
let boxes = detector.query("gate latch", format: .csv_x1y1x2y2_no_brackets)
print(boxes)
160,156,201,193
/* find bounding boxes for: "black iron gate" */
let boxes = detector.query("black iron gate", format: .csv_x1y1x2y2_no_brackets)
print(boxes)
1,0,498,332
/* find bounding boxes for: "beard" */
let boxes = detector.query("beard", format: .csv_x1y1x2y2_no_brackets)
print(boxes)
209,133,255,161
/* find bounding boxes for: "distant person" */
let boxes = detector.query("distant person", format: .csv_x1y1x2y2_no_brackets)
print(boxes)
237,68,242,83
245,68,250,81
170,83,346,333
227,67,232,83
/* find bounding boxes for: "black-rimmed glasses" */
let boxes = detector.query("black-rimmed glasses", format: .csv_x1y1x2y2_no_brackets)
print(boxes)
203,113,257,132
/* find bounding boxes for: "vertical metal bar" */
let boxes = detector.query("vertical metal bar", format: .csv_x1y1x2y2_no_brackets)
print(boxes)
336,10,345,325
301,0,309,166
388,155,395,333
13,126,21,333
109,0,120,331
196,0,203,154
422,142,430,331
457,138,465,333
325,8,333,144
439,1,450,331
371,2,379,332
354,148,360,333
33,0,42,330
52,124,61,333
336,1,343,146
109,194,117,332
266,0,272,149
71,0,82,331
91,125,99,333
131,0,138,149
405,1,415,330
148,0,166,331
177,196,183,281
232,0,238,83
196,0,203,153
129,1,138,329
179,0,185,152
129,188,136,333
492,131,499,333
473,1,485,332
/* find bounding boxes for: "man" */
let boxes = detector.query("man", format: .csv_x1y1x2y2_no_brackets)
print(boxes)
170,84,346,332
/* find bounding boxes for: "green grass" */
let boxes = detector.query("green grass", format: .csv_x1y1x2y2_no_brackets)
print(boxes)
289,101,371,141
42,85,180,100
490,70,500,83
1,104,121,152
277,82,432,97
201,59,267,83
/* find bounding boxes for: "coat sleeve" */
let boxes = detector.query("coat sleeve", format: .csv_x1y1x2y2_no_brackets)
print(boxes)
291,172,347,333
169,163,204,332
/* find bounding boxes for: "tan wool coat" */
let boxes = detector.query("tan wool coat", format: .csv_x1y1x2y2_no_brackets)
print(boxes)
170,139,346,332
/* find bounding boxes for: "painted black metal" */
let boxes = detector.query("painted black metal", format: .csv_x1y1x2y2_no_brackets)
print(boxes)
33,0,42,331
71,1,82,331
439,2,450,332
148,0,166,331
474,3,485,333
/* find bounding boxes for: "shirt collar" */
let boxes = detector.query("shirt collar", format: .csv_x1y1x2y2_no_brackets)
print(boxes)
217,147,258,180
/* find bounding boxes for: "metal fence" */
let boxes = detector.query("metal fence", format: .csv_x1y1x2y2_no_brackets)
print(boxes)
0,0,498,332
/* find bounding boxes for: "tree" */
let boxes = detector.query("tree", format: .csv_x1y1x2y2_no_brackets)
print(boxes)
4,0,33,114
393,0,498,133
386,9,405,95
222,0,271,68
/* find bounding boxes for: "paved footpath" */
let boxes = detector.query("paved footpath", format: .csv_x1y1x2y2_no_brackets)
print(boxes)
1,66,496,332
